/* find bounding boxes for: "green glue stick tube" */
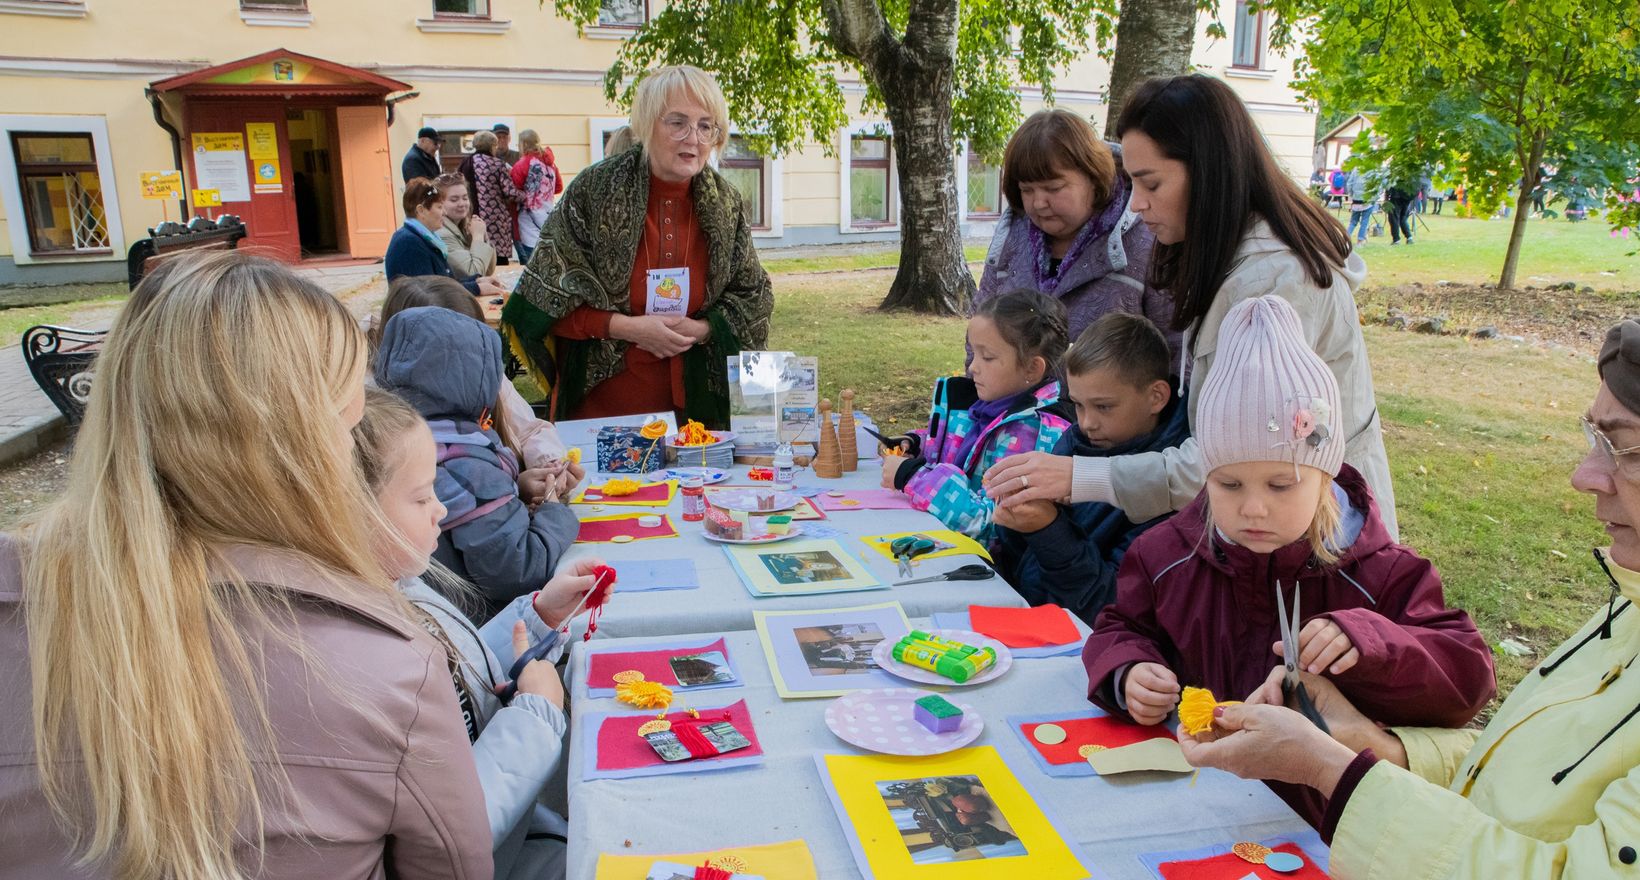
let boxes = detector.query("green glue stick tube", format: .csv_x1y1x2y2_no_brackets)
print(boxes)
891,640,975,683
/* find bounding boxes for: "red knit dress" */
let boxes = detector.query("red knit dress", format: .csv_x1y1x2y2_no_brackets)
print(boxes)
555,174,710,420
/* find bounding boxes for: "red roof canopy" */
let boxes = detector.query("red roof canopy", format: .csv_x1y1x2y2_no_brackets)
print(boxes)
150,48,412,97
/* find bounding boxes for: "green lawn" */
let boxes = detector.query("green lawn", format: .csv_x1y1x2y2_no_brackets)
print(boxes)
770,268,1612,700
1343,212,1638,290
0,295,127,349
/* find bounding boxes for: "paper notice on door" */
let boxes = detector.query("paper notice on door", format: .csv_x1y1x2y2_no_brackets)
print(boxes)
191,133,251,202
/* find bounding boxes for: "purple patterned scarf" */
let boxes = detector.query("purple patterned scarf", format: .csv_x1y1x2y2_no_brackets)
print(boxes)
1028,174,1131,293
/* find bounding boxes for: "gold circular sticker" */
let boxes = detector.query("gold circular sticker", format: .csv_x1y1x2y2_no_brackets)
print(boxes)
611,534,634,543
708,855,749,873
636,719,673,736
1076,744,1107,758
1232,842,1272,864
1032,723,1068,745
611,670,645,684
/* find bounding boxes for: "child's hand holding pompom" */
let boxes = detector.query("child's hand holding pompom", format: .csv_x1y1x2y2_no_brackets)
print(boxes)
1123,661,1181,725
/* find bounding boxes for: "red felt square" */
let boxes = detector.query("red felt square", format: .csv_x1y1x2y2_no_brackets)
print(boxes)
594,699,763,771
1157,843,1330,879
969,603,1081,647
1021,715,1176,765
580,482,673,504
576,514,679,543
587,638,731,690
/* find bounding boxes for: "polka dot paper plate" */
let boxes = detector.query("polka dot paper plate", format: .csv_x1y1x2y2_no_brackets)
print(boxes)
824,688,983,756
870,629,1013,687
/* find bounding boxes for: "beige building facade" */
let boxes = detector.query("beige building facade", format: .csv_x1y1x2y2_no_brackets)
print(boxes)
0,0,1316,284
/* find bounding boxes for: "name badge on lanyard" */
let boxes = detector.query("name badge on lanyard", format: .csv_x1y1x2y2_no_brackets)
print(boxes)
646,266,689,317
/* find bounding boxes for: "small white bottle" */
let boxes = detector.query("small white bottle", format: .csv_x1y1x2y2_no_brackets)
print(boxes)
773,442,796,490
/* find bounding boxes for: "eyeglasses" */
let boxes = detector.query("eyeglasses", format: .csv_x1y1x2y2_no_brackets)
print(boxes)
661,114,722,143
435,173,465,187
1581,415,1640,475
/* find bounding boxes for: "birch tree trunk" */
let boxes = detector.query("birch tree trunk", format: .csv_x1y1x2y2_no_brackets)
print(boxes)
1104,0,1198,134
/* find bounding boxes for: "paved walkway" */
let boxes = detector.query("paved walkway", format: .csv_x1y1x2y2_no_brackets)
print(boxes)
0,262,387,468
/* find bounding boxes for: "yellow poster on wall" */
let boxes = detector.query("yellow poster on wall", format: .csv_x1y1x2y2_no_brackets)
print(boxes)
246,122,282,191
191,189,221,207
139,171,183,200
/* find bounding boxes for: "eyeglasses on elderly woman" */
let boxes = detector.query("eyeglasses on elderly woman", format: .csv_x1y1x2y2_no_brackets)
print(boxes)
1582,414,1640,477
661,114,722,143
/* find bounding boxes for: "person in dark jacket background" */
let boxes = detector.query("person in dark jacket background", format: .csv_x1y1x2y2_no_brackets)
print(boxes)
402,126,442,184
993,312,1189,624
384,177,504,298
374,307,578,619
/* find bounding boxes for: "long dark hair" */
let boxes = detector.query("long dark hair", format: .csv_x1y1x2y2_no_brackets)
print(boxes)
1115,75,1353,335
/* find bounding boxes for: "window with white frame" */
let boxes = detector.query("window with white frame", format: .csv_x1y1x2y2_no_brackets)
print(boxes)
966,150,1003,218
434,0,488,16
10,132,110,255
598,0,645,27
241,0,305,8
849,134,893,225
719,135,767,229
1231,0,1267,69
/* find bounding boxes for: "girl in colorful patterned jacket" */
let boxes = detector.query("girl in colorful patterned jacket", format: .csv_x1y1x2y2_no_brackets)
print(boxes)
880,290,1076,541
1083,294,1495,827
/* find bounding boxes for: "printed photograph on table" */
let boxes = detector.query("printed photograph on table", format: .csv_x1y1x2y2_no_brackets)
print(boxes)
755,602,911,698
670,651,735,687
876,776,1027,863
796,623,886,675
726,538,883,597
817,746,1096,879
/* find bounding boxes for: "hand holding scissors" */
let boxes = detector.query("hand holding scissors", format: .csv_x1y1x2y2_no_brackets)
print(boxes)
1277,582,1332,734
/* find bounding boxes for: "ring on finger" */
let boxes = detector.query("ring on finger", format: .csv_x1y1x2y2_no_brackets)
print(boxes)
1019,475,1029,489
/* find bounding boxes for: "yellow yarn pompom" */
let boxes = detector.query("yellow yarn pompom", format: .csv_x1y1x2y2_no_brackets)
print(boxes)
1178,686,1239,736
615,678,674,710
640,420,669,440
564,447,581,465
600,478,643,496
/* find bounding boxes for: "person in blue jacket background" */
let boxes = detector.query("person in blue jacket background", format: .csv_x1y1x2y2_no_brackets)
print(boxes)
385,177,505,298
993,311,1189,624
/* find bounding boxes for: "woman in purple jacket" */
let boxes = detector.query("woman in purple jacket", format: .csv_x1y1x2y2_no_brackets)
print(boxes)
976,109,1179,364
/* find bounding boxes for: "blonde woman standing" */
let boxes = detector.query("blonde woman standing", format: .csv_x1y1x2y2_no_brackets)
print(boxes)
0,253,492,879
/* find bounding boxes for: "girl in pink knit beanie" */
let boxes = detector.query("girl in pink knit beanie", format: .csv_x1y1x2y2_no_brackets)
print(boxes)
1083,295,1495,827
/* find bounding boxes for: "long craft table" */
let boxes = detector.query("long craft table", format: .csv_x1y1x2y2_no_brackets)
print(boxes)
562,626,1325,879
559,463,1028,640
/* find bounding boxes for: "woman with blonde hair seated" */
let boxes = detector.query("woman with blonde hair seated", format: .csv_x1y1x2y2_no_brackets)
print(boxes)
503,64,773,426
0,251,492,879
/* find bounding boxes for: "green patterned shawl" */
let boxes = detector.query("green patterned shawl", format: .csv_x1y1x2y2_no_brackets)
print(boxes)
502,146,773,428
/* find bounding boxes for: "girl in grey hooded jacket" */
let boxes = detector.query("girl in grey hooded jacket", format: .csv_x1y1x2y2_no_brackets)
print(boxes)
375,306,580,619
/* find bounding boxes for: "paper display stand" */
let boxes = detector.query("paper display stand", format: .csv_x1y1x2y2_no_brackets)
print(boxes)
727,351,817,456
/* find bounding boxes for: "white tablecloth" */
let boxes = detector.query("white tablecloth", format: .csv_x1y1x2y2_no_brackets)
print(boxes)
560,465,1027,640
563,626,1324,879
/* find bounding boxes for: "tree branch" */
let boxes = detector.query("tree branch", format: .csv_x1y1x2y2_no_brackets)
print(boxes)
819,0,899,70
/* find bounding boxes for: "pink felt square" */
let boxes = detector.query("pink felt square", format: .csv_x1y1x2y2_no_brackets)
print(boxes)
594,699,762,772
587,638,730,690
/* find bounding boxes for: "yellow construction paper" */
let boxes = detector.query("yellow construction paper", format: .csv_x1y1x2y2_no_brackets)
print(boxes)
594,838,817,879
571,480,678,507
861,529,994,564
821,746,1088,878
1083,736,1192,775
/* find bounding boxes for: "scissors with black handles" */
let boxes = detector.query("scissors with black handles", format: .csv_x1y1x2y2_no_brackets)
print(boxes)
894,563,997,586
1277,580,1332,734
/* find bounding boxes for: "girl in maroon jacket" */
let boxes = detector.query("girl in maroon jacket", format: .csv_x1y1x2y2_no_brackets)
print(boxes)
1083,295,1494,822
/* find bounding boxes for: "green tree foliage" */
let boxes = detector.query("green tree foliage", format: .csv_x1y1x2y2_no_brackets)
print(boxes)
1268,0,1640,288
